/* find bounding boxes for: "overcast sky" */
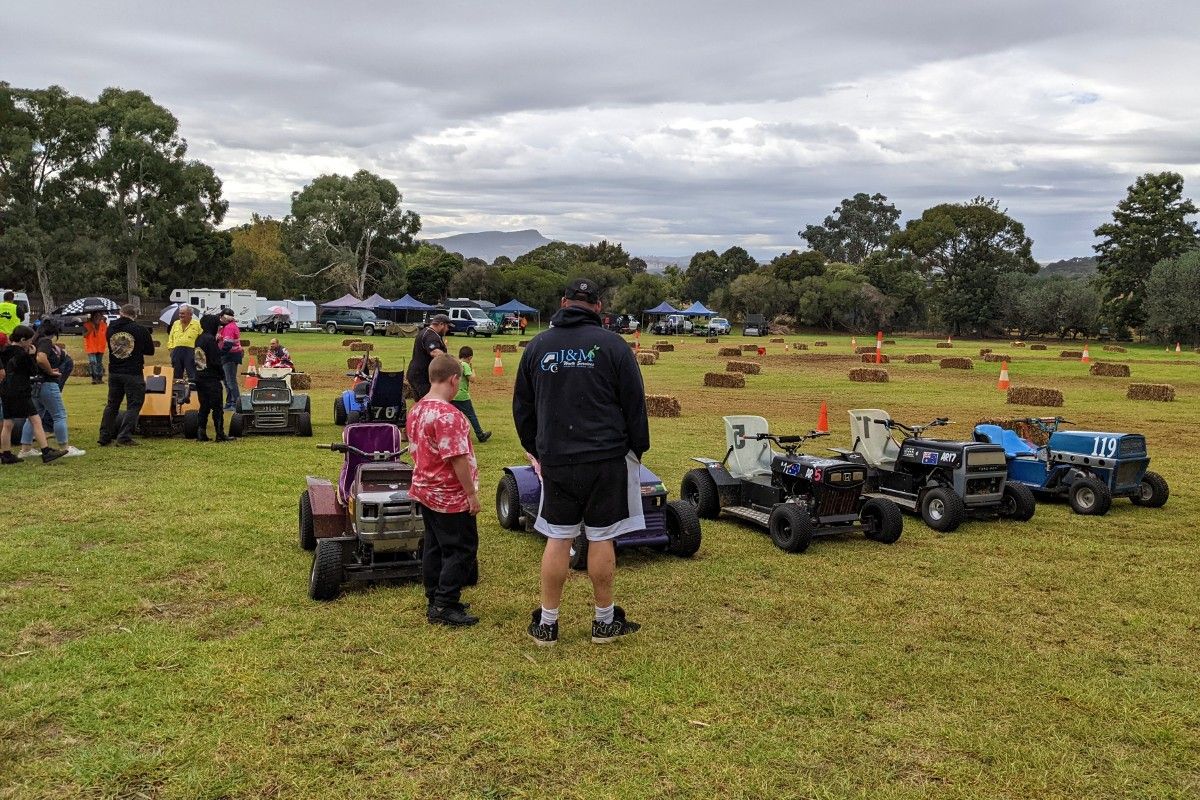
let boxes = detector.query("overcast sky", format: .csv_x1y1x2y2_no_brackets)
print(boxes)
5,1,1199,261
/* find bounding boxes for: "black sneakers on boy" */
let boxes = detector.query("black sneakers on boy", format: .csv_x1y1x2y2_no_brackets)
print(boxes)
528,608,559,646
427,605,479,627
591,606,641,644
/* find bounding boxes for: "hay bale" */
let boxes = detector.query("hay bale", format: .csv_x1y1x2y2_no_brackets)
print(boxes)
341,338,361,347
706,337,718,343
976,417,1050,446
982,353,1013,363
770,337,785,343
883,339,896,345
939,357,974,370
1012,341,1026,348
813,341,828,347
1030,343,1047,351
347,357,381,371
936,342,953,349
904,354,933,364
291,372,312,390
726,360,761,375
855,346,876,355
1006,386,1064,407
979,348,993,356
645,394,681,418
1127,383,1175,402
240,339,251,348
350,342,374,352
861,353,890,364
248,346,269,360
654,343,674,353
498,344,518,353
636,351,659,365
518,340,529,348
1059,350,1082,359
792,343,808,351
718,346,741,357
655,340,671,347
1090,362,1130,377
704,372,745,388
849,368,889,383
1102,345,1127,353
740,343,759,351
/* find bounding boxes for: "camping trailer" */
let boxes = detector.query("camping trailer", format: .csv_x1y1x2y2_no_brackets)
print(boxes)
171,288,260,328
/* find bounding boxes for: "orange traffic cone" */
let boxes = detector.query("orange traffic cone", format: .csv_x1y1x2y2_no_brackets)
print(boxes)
997,360,1010,391
817,401,829,433
875,330,884,364
245,355,259,389
1081,344,1090,364
492,347,504,376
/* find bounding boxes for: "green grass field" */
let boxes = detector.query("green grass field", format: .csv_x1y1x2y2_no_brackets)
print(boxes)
3,330,1198,799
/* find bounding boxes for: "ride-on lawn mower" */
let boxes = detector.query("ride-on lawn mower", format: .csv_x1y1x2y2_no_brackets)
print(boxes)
681,415,903,553
974,417,1169,515
230,366,312,437
116,365,200,438
335,370,407,427
300,423,425,600
496,461,702,569
834,409,1036,532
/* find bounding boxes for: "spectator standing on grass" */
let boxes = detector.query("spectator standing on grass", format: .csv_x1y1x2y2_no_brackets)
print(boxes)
83,311,108,384
406,354,481,628
0,291,20,336
0,326,67,464
217,308,243,410
514,277,650,646
519,315,528,335
97,304,155,447
17,320,84,458
407,313,450,401
167,304,202,382
194,315,234,442
451,345,491,443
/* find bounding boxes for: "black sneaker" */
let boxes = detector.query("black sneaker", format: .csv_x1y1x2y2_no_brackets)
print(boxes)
428,605,479,627
0,451,20,465
196,433,211,442
591,606,640,644
528,608,558,646
478,431,492,443
115,439,140,447
41,447,68,464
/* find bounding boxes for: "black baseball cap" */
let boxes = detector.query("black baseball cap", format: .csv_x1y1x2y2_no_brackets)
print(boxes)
429,313,451,325
564,277,600,304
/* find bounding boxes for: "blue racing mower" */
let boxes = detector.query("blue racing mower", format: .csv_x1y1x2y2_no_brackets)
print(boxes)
334,369,407,428
495,462,702,569
973,417,1170,515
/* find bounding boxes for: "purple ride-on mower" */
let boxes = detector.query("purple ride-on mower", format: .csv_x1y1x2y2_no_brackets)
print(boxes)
300,422,424,600
495,462,702,569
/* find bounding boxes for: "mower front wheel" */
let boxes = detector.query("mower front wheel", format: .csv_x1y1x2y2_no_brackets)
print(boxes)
496,474,523,530
861,497,903,544
182,410,200,440
229,413,245,438
1069,475,1112,515
999,482,1037,521
309,539,344,601
1130,470,1169,508
665,500,702,557
299,490,317,551
921,487,965,532
296,411,313,437
568,534,589,571
334,396,347,426
681,468,721,519
768,503,812,553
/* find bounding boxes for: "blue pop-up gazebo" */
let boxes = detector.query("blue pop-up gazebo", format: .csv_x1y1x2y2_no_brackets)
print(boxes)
681,301,717,316
642,301,681,333
493,298,540,332
377,293,434,323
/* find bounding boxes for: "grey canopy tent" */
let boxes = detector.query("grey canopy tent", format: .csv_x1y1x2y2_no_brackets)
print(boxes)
359,293,392,308
320,293,366,308
493,298,540,332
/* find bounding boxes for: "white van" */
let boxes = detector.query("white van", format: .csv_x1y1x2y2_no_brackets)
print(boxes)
170,288,260,328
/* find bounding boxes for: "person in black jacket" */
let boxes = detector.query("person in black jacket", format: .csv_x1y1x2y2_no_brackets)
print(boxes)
407,314,450,400
513,277,650,646
98,304,156,446
194,315,234,442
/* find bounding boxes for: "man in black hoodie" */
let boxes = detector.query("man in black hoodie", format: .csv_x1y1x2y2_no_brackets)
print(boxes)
514,277,650,646
194,314,233,442
98,304,156,446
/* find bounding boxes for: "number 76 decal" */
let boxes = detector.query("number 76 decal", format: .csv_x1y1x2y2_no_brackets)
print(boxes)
1090,436,1118,458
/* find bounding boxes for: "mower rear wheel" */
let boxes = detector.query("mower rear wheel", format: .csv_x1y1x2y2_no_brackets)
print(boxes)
296,411,313,437
182,410,200,440
665,500,702,557
921,487,966,532
309,539,344,601
1130,470,1169,508
999,482,1036,521
496,474,523,530
861,498,903,544
299,490,317,551
334,396,348,426
228,413,245,438
768,503,812,553
681,468,721,519
1069,475,1111,515
568,534,589,570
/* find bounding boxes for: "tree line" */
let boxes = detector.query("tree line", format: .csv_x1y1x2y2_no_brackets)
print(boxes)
3,83,1198,340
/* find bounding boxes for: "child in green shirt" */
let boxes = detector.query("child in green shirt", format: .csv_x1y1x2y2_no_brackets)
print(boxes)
451,346,491,443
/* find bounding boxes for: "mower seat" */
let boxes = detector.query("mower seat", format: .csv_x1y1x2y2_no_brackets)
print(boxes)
366,372,407,424
847,408,900,469
723,415,774,480
975,424,1037,458
145,374,168,394
338,423,404,504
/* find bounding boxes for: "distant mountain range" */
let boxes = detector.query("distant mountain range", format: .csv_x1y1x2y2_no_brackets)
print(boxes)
1040,256,1097,278
426,229,554,263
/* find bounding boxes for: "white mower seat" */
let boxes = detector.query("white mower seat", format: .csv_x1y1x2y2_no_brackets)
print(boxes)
723,415,775,480
848,408,900,469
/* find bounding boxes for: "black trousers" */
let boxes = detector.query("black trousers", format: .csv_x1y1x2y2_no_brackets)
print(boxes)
196,377,224,436
420,507,479,608
99,373,145,443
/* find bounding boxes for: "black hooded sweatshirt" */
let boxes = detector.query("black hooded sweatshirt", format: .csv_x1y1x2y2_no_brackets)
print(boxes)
195,315,224,380
106,315,156,375
513,305,649,466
